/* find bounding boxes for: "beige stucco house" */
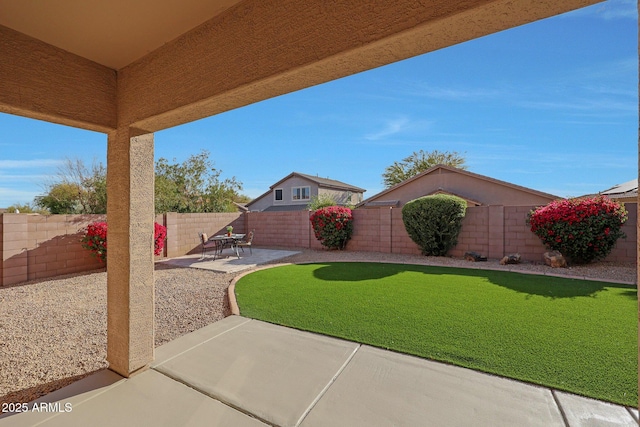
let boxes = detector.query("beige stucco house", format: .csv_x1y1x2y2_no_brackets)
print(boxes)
247,172,365,212
358,164,558,208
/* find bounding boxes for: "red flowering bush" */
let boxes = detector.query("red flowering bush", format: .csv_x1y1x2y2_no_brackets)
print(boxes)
154,222,168,256
81,222,108,263
81,221,167,263
310,206,353,250
528,196,627,264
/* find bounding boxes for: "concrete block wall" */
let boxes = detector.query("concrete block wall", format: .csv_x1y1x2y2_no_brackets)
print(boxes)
607,203,637,263
247,211,317,249
348,209,391,253
1,214,28,286
502,206,547,261
1,214,105,286
1,203,636,286
389,208,421,255
449,207,490,258
165,212,244,258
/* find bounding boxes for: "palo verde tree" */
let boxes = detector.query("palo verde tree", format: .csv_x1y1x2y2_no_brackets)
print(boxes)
382,149,467,188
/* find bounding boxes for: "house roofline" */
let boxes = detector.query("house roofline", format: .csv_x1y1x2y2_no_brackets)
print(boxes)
357,164,559,207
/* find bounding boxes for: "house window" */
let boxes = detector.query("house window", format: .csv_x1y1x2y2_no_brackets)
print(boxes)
292,186,310,200
274,188,283,201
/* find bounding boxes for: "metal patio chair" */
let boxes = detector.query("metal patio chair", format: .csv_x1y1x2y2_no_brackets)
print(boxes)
199,232,218,260
236,230,254,255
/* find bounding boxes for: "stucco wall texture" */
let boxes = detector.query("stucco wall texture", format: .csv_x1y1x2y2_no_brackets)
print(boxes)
1,204,635,286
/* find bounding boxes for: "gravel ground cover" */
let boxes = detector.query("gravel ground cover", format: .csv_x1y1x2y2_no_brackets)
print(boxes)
0,249,636,406
0,264,234,405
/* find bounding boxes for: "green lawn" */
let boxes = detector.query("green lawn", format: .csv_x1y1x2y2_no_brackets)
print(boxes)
235,262,638,406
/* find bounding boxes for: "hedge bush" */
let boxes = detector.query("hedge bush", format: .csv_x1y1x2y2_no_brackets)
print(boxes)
528,196,627,264
402,194,467,256
310,206,353,250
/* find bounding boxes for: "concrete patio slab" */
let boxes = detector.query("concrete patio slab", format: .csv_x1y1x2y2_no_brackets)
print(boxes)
154,319,359,427
300,345,566,427
153,315,252,366
158,248,300,273
3,370,267,427
0,369,125,427
555,391,638,427
3,316,636,427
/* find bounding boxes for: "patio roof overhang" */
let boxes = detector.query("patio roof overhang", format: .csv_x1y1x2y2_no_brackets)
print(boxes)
1,0,612,380
0,0,603,133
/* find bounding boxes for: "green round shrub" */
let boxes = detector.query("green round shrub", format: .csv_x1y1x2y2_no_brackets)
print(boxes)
402,194,467,256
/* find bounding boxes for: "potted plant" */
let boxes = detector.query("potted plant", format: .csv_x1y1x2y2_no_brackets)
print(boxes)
226,225,233,236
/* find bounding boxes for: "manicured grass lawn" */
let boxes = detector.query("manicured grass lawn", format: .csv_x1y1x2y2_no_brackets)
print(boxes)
235,262,638,406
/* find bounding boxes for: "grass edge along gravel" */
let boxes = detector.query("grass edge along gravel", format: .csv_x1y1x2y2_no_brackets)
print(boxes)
234,262,638,406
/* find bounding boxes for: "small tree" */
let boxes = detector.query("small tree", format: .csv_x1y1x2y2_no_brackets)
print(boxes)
528,196,627,264
402,194,467,256
35,182,83,214
310,206,353,250
154,150,244,213
35,158,107,214
382,150,467,188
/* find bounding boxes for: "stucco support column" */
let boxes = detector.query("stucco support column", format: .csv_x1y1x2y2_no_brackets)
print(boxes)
106,127,155,377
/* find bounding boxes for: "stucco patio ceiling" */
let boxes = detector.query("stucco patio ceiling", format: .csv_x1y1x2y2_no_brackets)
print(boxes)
0,0,244,70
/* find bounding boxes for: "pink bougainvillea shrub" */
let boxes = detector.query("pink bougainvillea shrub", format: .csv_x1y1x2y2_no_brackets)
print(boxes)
81,221,167,263
528,196,627,264
310,206,353,250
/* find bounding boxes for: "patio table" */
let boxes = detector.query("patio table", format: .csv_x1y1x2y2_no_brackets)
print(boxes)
208,234,246,260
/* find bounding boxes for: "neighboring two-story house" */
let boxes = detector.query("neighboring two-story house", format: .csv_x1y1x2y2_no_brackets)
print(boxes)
246,172,365,212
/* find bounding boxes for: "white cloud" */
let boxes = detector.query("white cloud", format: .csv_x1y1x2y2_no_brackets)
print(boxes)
0,159,62,169
365,117,411,141
364,117,433,142
400,83,506,101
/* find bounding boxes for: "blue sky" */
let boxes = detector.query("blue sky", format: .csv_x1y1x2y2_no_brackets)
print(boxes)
1,0,637,207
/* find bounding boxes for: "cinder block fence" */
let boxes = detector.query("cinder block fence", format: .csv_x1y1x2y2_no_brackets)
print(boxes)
1,203,636,286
